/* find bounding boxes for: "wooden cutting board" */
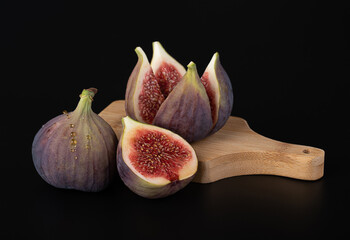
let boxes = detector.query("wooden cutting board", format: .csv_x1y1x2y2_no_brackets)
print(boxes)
99,100,325,183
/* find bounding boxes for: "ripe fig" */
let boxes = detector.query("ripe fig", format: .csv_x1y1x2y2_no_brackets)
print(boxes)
201,53,234,134
125,47,164,124
151,41,186,98
125,41,233,143
32,88,118,192
117,116,198,199
153,62,213,143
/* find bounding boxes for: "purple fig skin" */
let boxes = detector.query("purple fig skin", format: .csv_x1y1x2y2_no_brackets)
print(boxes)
153,62,212,143
208,53,234,135
32,88,118,192
125,43,234,143
125,48,142,120
117,143,195,199
116,116,197,199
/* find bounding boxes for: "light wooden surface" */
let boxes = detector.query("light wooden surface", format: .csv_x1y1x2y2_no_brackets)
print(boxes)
99,100,325,183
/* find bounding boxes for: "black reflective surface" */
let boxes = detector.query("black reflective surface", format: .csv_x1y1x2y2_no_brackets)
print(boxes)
2,1,349,239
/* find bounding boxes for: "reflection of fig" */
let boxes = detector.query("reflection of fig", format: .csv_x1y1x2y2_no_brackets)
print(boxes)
32,88,118,192
117,116,198,199
153,62,212,143
125,41,233,142
201,53,234,134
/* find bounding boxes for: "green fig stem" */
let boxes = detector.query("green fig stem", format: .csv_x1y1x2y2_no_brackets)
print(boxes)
187,61,196,69
74,88,97,114
186,61,199,81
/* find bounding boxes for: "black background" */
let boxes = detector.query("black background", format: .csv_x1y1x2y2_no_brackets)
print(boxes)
1,0,349,239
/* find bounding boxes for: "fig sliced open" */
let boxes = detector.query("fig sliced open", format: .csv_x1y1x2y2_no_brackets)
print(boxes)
153,62,213,142
117,116,198,199
125,47,165,124
201,53,234,134
125,42,234,143
151,41,186,98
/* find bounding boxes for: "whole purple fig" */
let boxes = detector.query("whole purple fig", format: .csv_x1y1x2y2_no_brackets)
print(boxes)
32,88,118,192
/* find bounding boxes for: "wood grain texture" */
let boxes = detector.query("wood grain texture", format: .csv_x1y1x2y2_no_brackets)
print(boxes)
99,100,325,183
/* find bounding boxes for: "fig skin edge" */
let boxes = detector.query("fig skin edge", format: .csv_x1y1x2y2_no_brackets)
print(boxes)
150,41,186,77
125,48,143,121
32,88,118,192
116,117,197,199
207,53,234,134
117,146,195,199
153,62,213,143
125,47,165,124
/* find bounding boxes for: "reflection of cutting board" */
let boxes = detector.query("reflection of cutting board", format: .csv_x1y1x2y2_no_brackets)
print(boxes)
100,100,325,183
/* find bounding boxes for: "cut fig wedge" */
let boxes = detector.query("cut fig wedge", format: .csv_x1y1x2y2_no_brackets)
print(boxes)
125,47,165,124
201,53,233,134
117,116,198,199
125,42,234,143
153,62,213,143
151,41,186,98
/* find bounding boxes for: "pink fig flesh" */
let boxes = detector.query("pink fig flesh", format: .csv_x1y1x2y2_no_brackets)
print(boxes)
154,62,183,98
130,130,192,181
201,71,217,124
125,47,164,124
125,42,234,143
117,116,198,199
151,41,186,98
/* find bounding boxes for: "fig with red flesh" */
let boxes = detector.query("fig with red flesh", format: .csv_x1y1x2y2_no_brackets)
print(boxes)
151,41,186,98
125,47,165,124
125,41,233,142
153,62,212,142
32,88,118,192
201,52,234,134
117,116,198,199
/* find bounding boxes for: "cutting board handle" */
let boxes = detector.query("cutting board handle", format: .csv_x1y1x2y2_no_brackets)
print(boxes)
191,117,324,183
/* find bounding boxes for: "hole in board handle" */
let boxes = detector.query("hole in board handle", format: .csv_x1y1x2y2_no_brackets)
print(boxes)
303,149,310,154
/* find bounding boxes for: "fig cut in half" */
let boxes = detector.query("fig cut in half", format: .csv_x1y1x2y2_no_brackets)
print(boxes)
117,116,198,199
